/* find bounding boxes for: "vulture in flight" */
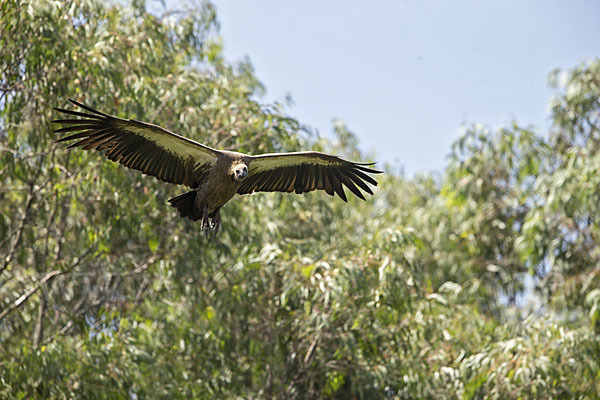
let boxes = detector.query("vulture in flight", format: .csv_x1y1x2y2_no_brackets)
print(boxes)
53,99,382,233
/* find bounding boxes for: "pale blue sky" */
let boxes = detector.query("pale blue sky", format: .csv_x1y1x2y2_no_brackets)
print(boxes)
199,1,599,175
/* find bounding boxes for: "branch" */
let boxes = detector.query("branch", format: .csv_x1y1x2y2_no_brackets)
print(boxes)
303,335,320,365
1,188,35,275
0,270,62,322
0,247,93,322
150,79,183,123
1,152,47,276
32,294,47,348
42,320,73,346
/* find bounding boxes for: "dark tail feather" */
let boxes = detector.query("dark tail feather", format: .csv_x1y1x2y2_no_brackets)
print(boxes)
168,191,202,221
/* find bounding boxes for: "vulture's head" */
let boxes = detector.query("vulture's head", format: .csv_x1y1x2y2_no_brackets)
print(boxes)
232,163,249,182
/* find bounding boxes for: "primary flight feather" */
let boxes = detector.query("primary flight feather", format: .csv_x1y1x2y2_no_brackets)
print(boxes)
53,99,383,233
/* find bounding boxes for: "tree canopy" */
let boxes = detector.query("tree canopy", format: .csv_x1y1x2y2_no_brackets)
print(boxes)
1,0,599,398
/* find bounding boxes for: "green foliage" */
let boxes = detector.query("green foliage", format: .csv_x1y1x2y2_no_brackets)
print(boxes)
1,0,599,398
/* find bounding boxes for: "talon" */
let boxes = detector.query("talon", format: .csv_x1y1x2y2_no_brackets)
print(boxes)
212,209,221,236
201,208,210,231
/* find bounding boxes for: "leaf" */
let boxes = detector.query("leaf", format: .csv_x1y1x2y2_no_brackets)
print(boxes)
148,237,159,253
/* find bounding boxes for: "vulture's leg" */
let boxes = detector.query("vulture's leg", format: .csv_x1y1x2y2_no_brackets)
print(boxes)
212,208,221,236
200,208,210,231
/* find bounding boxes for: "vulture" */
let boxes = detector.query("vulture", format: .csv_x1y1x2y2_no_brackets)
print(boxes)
53,99,383,233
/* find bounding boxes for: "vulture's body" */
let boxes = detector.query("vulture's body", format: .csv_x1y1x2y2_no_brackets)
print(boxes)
53,100,382,233
169,151,249,224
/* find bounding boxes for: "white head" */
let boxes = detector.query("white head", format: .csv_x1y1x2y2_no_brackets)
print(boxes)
232,163,248,182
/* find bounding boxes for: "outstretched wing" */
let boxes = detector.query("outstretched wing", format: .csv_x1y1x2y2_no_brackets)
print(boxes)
237,151,382,201
53,99,220,188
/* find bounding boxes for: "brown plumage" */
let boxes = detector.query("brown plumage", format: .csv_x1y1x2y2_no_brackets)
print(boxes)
53,99,383,233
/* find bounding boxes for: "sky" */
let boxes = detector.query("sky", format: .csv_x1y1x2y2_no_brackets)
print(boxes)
198,1,599,175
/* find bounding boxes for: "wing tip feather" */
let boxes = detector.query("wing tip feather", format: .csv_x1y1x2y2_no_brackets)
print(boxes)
68,98,110,117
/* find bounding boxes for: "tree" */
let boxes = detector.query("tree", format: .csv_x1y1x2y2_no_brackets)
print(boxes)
1,0,599,398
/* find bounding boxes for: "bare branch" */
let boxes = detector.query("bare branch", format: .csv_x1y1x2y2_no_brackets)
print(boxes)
0,270,62,322
0,247,94,322
1,153,47,276
42,320,74,346
32,294,46,348
1,188,35,275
